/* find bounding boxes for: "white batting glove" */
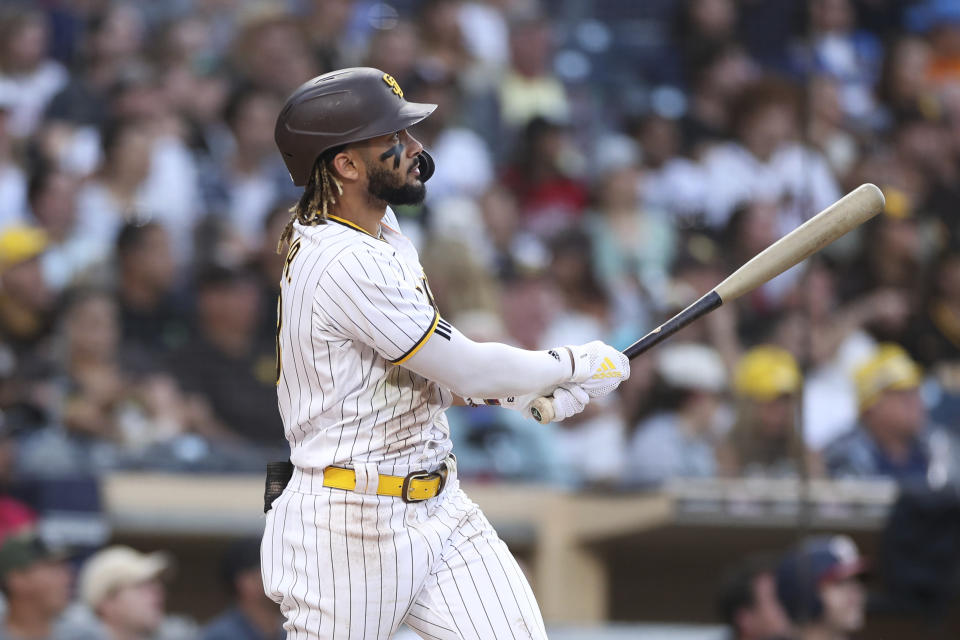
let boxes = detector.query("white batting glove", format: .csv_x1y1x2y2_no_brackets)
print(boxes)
547,384,590,422
563,340,630,398
467,384,590,422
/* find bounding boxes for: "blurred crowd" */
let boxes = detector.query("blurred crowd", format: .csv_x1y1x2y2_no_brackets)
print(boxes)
0,531,283,640
2,0,960,498
0,525,924,640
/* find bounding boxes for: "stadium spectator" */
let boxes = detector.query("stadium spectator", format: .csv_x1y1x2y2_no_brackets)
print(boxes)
231,10,317,96
841,211,922,345
57,288,127,444
44,4,146,131
789,261,882,450
716,554,793,640
633,112,707,222
419,236,501,329
27,165,102,291
775,535,867,640
168,263,285,449
74,119,164,260
114,222,188,360
701,78,841,232
49,286,218,464
876,36,936,122
679,41,759,155
674,0,738,86
417,0,473,76
0,424,35,535
304,0,356,73
476,185,547,284
0,7,68,140
498,17,570,129
586,165,676,324
0,531,72,640
0,226,56,358
503,117,588,236
806,74,860,178
202,86,292,252
625,342,729,485
824,344,960,486
535,231,627,484
793,0,884,123
912,0,960,90
719,346,819,478
200,538,283,640
74,545,196,640
406,65,493,204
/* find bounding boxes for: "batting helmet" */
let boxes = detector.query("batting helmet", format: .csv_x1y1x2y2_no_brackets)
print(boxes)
275,67,437,186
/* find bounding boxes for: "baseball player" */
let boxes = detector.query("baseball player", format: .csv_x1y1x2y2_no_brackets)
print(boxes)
259,67,629,639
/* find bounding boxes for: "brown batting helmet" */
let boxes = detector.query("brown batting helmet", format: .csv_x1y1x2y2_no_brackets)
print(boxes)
275,67,437,186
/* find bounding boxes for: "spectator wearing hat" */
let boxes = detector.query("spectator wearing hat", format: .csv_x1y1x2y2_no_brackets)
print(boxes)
0,226,56,357
200,539,283,640
775,535,867,640
624,342,729,485
74,545,192,640
718,346,821,478
0,531,72,640
716,553,793,640
823,344,960,486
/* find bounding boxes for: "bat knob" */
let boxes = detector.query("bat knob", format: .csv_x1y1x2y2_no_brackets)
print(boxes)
530,397,555,424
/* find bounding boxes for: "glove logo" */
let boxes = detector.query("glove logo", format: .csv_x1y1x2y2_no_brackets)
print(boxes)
592,357,623,380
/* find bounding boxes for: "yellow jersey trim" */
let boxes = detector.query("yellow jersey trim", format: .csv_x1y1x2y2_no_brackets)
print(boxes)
327,215,380,239
391,310,440,365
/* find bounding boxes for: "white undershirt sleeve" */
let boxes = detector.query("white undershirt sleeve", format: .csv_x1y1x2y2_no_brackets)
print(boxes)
403,321,572,399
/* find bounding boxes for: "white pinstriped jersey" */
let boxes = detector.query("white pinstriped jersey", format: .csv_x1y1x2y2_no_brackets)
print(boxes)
276,208,454,476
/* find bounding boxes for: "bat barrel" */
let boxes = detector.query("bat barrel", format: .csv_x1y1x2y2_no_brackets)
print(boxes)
713,183,884,304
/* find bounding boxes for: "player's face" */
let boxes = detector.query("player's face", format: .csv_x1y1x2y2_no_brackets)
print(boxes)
363,129,426,206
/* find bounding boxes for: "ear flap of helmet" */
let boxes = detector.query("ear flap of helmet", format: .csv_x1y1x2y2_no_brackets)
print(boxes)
417,150,435,183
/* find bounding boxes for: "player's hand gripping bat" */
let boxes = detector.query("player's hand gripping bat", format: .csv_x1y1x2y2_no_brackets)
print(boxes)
530,183,886,424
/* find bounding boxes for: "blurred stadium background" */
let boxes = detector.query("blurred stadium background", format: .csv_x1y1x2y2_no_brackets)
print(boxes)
1,0,960,638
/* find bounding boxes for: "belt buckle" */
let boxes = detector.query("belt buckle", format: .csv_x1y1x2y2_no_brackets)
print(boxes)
401,470,435,503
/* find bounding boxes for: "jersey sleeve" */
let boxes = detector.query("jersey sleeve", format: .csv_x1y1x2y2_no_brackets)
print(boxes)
315,247,439,364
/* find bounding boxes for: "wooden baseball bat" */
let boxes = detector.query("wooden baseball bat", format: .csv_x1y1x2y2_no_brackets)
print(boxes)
530,183,886,424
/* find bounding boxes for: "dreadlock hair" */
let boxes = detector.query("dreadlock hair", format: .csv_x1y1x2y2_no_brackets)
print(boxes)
277,145,345,253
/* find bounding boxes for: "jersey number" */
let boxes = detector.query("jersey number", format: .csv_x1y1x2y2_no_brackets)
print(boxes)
276,239,302,385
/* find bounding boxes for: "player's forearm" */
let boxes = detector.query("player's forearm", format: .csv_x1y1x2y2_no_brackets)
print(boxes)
404,324,571,399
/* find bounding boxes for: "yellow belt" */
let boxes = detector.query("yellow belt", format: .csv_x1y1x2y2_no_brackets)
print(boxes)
322,460,451,503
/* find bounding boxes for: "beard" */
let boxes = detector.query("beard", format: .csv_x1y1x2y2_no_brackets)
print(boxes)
366,163,426,206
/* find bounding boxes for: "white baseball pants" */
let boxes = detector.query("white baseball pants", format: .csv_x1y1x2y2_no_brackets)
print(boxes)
261,466,547,639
